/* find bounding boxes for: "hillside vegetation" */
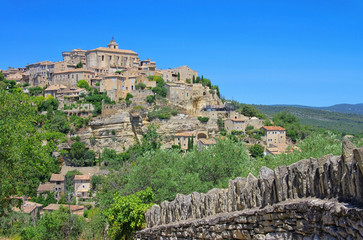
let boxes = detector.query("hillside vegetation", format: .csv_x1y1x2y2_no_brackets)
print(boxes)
254,105,363,136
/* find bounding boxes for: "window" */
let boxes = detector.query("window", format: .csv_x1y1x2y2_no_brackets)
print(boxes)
113,78,115,82
131,79,134,83
102,55,104,61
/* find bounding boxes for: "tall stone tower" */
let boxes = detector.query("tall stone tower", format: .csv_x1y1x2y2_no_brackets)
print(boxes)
107,37,119,49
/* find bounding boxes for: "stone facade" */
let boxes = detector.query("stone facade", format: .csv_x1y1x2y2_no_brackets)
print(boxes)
262,126,287,147
137,138,363,239
53,69,94,87
225,118,246,134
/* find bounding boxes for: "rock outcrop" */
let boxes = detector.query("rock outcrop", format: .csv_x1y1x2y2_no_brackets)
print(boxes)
136,139,363,239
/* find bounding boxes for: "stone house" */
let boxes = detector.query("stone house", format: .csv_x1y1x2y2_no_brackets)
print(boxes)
44,84,67,98
52,69,94,87
62,48,87,65
26,61,55,87
13,201,43,221
198,138,216,151
157,69,178,82
37,182,54,197
174,65,198,82
85,39,140,73
165,82,193,103
224,119,246,134
74,175,91,202
49,174,65,199
261,126,287,147
174,131,197,150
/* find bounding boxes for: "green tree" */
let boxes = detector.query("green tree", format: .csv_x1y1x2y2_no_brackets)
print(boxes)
65,170,82,192
145,95,156,104
249,144,264,158
77,80,90,90
75,61,83,68
135,83,146,90
28,87,44,96
106,188,154,240
69,141,86,166
0,90,59,214
177,72,180,80
21,205,86,240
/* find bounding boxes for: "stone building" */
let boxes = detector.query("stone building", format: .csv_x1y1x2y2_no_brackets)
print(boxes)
74,175,91,202
224,118,246,134
43,204,84,216
174,65,198,82
53,69,94,87
174,131,197,150
86,39,140,73
49,174,65,199
26,61,55,87
62,48,86,65
261,126,287,147
197,138,216,150
44,84,67,98
157,69,178,82
165,82,193,103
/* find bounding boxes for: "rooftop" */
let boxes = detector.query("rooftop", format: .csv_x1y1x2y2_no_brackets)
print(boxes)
54,69,94,74
50,174,64,182
262,126,286,131
45,84,67,91
199,138,216,145
174,131,196,137
87,47,137,55
74,175,91,181
37,182,54,192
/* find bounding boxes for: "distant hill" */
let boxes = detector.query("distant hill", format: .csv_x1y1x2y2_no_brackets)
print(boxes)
272,103,363,115
253,104,363,135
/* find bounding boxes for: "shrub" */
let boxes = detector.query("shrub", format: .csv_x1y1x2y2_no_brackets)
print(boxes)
249,144,264,158
135,83,146,90
198,116,209,123
145,95,156,104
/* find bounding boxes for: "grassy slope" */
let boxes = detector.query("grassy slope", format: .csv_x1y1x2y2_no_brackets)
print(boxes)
253,105,363,135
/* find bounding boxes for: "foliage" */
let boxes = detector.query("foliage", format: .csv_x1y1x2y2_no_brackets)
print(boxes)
237,104,265,118
75,61,83,69
81,208,107,239
135,83,146,90
197,116,209,122
148,106,178,120
151,76,167,97
21,205,86,240
123,138,249,202
145,95,156,104
32,191,57,207
0,90,60,214
28,86,44,96
67,142,95,167
217,118,224,129
38,96,59,112
84,88,114,116
77,80,90,90
272,111,312,142
0,210,32,237
249,144,265,158
106,188,154,240
46,110,70,133
65,170,82,193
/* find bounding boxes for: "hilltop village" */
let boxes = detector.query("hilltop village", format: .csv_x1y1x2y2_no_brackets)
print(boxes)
1,39,292,213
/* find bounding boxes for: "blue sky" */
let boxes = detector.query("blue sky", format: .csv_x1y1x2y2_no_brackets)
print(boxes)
1,0,362,106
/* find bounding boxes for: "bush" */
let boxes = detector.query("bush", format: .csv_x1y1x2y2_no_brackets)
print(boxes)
148,106,178,120
135,83,146,90
249,144,264,158
198,116,209,123
145,95,156,104
77,80,90,91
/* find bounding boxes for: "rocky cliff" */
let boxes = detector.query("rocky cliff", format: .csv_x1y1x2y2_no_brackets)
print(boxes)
136,138,363,239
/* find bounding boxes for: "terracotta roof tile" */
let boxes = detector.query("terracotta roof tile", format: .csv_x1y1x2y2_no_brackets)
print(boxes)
262,126,286,131
74,175,91,181
174,131,196,137
37,182,54,192
199,138,216,145
50,174,64,182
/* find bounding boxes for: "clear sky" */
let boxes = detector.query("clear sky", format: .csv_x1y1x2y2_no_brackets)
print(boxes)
1,0,362,106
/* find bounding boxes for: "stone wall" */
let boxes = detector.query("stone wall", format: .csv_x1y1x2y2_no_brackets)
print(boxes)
137,138,363,239
136,198,362,239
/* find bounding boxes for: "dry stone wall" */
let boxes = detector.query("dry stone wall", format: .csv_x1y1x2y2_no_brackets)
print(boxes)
136,138,363,239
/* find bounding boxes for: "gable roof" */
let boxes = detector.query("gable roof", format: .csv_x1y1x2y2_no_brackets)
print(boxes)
199,138,216,145
50,174,64,182
37,182,53,192
174,131,196,137
74,175,91,181
262,126,286,131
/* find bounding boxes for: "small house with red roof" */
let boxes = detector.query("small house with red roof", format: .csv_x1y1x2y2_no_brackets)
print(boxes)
261,126,287,146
